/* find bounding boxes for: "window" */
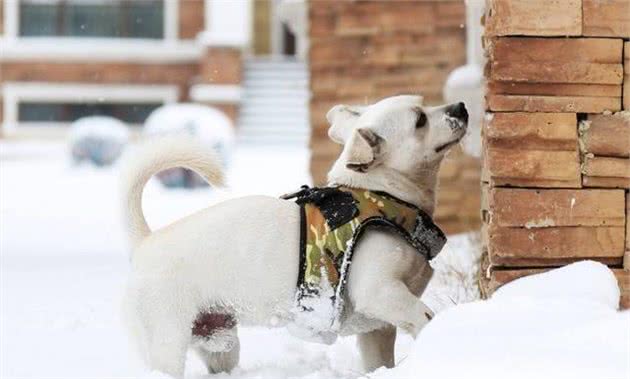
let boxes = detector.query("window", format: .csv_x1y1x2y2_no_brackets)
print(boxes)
19,0,164,39
18,102,162,125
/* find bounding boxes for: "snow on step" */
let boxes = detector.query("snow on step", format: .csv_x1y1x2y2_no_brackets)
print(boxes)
237,58,310,146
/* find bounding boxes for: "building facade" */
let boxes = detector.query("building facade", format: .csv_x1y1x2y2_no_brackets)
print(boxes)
0,0,302,137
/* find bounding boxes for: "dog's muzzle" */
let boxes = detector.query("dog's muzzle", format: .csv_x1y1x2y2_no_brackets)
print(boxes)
445,102,468,124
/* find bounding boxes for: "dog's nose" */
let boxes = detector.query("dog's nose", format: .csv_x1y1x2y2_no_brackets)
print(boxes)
446,102,468,123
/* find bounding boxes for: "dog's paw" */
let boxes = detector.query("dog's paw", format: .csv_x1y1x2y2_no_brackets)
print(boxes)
421,303,435,322
409,301,434,337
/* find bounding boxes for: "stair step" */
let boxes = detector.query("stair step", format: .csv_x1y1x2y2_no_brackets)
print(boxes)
238,137,309,146
244,66,307,73
239,117,309,125
238,133,309,139
243,84,308,89
243,83,308,88
238,123,310,131
239,117,308,124
239,113,307,120
244,75,306,80
240,106,307,113
239,125,308,131
244,79,306,85
241,99,309,105
244,67,307,74
243,76,308,81
238,57,310,146
238,117,308,124
237,130,309,138
240,118,309,125
241,93,308,100
244,62,306,70
243,88,309,96
244,74,307,81
239,119,308,125
238,122,309,129
241,103,308,111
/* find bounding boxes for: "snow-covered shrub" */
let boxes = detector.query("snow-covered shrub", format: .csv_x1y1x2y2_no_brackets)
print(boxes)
143,103,235,189
69,116,130,167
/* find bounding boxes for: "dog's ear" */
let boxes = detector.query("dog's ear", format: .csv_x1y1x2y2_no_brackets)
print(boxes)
327,105,365,145
345,128,384,173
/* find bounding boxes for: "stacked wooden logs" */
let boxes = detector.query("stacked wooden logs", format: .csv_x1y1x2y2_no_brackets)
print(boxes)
480,0,630,308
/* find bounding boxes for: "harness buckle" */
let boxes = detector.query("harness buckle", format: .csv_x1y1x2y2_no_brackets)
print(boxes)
279,185,310,200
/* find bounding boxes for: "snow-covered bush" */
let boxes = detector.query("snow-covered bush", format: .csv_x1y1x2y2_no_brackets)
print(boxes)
143,103,235,189
69,116,130,167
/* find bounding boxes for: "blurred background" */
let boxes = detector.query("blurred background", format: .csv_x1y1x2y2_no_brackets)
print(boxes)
0,1,484,378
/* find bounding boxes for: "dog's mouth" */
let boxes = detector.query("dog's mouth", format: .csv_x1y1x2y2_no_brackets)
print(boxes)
435,116,467,153
434,135,464,153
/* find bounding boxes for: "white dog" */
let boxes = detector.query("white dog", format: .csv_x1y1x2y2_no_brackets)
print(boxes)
121,95,468,377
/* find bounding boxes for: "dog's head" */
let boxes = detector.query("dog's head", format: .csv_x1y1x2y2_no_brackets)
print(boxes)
327,95,468,174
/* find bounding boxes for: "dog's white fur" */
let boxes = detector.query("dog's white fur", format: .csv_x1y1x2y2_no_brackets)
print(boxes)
121,95,467,377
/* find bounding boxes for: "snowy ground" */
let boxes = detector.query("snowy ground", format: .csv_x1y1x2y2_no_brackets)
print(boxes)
378,261,630,379
1,140,628,379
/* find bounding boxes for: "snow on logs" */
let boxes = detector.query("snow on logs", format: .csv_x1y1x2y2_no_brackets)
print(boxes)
481,0,630,308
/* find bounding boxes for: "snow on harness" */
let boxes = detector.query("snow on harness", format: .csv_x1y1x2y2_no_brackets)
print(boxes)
281,185,446,344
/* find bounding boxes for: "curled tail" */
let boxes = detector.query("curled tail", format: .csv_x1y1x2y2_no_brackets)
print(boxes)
119,136,224,252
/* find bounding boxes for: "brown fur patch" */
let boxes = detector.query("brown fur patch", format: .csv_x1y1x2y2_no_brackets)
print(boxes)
192,312,236,338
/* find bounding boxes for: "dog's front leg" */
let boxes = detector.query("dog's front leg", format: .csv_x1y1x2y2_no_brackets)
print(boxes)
354,279,433,337
357,325,396,372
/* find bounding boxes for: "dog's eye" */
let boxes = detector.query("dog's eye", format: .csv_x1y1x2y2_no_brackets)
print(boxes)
416,112,427,129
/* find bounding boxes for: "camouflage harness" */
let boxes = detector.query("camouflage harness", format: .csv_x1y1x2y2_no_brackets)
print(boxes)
281,185,446,343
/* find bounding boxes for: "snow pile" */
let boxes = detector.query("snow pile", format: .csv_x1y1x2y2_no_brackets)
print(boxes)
492,261,619,309
376,261,630,379
143,103,236,188
69,116,130,166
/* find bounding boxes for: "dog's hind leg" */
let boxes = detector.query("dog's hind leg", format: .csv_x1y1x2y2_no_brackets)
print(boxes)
147,327,188,378
191,312,240,374
194,331,240,374
139,287,193,378
357,325,396,372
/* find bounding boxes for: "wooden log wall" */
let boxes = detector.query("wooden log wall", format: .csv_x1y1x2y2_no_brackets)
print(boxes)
481,0,630,309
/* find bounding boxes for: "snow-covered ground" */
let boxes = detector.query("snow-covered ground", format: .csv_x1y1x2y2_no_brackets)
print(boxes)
378,261,630,379
1,140,628,379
